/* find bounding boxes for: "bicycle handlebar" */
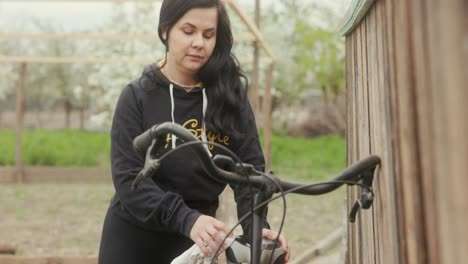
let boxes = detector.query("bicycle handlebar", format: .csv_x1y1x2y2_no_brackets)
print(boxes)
132,122,380,196
132,122,380,263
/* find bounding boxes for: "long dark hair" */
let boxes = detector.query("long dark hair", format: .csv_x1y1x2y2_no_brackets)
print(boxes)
158,0,248,138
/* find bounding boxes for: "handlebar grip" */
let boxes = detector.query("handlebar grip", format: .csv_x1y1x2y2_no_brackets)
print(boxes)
133,126,157,153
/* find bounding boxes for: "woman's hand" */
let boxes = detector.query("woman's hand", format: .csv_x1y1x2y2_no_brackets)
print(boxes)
263,228,291,263
190,215,234,257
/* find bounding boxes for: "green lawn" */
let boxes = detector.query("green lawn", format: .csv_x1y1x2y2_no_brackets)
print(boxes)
0,129,110,167
0,129,346,181
269,134,346,181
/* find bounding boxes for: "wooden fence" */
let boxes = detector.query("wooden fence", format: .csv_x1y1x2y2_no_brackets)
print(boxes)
342,0,468,263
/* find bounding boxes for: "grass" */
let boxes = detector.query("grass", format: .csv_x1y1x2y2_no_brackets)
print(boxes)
0,129,110,166
0,129,346,181
269,134,346,181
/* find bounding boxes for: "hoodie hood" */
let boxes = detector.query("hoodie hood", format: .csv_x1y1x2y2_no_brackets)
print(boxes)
142,61,204,92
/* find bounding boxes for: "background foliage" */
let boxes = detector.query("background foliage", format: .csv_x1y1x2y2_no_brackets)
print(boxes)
0,0,347,131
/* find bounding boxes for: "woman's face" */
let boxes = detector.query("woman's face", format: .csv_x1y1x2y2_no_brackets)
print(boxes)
163,7,218,76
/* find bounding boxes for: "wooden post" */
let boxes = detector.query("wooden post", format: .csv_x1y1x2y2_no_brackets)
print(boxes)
80,82,89,130
0,256,97,264
15,62,27,183
251,0,260,117
263,62,273,171
0,243,16,255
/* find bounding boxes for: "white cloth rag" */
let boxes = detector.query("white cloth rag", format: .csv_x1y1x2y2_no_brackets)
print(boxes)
171,235,235,264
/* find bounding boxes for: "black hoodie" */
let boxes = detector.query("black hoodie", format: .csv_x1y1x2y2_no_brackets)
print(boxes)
108,63,267,239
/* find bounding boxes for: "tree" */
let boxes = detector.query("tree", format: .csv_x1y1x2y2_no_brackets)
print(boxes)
294,21,345,102
0,61,16,102
84,2,164,129
0,56,16,123
260,0,346,102
0,2,163,130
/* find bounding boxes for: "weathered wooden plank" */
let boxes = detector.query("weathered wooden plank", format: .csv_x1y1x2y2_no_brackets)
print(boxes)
345,33,354,264
346,29,358,264
374,1,399,263
359,12,375,264
348,27,362,263
365,5,380,264
346,0,467,263
382,1,404,263
425,0,468,263
345,29,355,168
408,1,439,263
353,23,364,264
383,0,409,263
393,0,428,263
368,3,384,264
385,0,406,263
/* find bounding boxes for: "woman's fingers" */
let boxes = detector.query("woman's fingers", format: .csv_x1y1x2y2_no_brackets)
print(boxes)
207,225,232,250
190,215,234,257
195,238,212,257
212,218,235,238
262,228,291,263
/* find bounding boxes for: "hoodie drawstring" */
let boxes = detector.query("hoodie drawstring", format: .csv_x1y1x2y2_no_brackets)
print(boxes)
168,84,212,157
202,89,212,157
169,84,177,149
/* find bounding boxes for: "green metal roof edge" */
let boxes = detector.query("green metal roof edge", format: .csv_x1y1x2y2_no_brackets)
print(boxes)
339,0,377,36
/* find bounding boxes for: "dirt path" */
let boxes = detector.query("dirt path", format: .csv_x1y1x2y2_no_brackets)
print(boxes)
0,183,346,263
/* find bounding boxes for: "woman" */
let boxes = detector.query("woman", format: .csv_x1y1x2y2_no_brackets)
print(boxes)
98,0,290,263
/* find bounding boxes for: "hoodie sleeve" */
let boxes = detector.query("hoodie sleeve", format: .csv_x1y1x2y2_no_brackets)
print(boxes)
230,99,270,241
110,83,201,237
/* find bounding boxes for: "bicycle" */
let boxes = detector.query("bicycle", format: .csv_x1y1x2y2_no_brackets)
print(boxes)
131,122,380,264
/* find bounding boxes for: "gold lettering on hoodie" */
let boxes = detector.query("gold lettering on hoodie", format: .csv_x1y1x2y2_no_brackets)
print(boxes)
165,119,229,150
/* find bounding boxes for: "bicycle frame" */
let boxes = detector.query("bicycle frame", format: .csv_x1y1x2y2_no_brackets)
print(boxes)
132,122,380,264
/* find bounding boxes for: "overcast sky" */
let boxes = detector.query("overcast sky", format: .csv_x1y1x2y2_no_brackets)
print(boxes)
0,0,351,32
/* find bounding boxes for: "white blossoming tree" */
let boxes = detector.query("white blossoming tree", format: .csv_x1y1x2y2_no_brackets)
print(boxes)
84,2,164,130
0,2,255,130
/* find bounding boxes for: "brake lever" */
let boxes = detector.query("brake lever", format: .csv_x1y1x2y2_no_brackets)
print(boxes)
212,154,257,177
213,154,237,171
132,139,161,189
348,165,377,223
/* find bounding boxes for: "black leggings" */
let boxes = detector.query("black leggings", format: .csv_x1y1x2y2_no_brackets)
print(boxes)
98,209,194,264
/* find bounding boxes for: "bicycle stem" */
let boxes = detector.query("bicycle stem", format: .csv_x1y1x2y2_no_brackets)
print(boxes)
252,189,273,264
